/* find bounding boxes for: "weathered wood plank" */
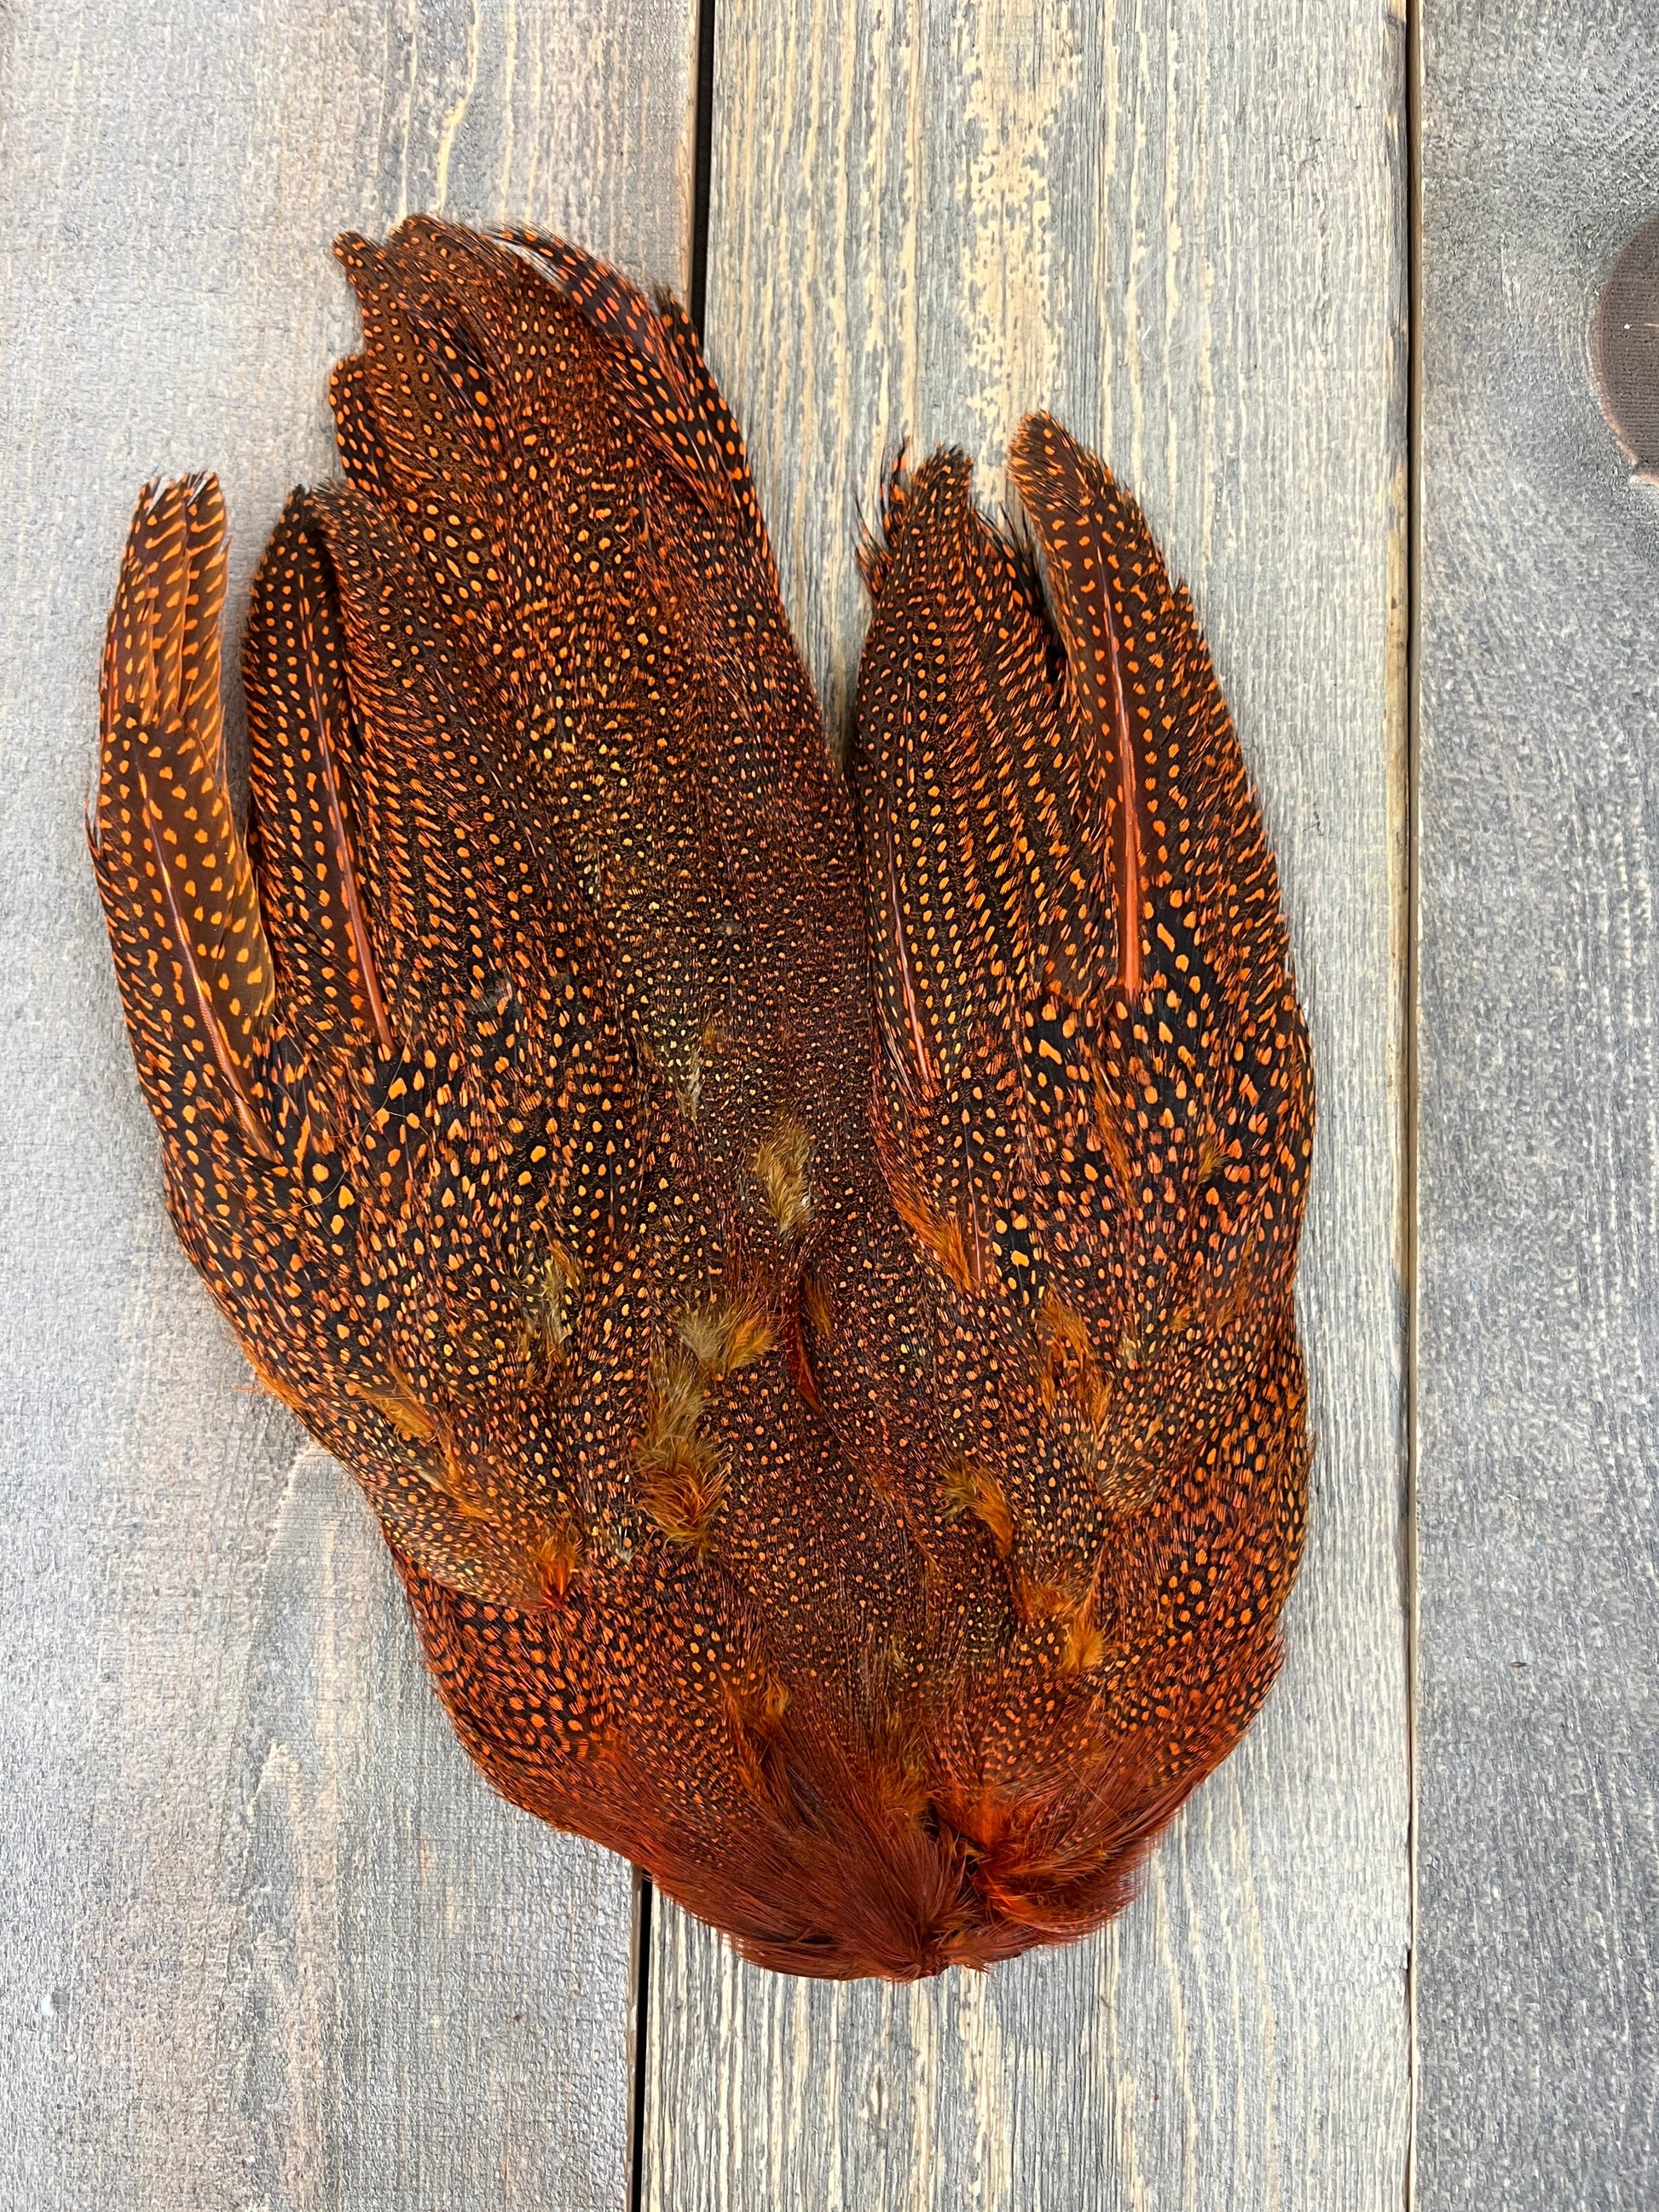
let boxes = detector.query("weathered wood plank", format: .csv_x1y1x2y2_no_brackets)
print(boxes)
0,5,694,2205
643,3,1412,2206
1418,7,1659,2204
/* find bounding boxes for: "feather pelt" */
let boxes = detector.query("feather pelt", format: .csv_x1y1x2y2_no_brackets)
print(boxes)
90,218,1312,1979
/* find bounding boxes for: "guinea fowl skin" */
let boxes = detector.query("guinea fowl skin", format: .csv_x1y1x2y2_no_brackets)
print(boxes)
90,218,1312,1980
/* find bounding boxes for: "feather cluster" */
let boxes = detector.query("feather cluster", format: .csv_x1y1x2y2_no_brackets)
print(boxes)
92,219,1312,1978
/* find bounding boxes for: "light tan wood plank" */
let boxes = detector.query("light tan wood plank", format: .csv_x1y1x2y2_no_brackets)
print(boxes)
0,5,694,2205
645,3,1411,2203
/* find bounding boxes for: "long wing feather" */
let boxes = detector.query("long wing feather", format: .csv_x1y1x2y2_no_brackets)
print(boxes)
242,496,392,1060
92,476,279,1167
847,416,1314,1921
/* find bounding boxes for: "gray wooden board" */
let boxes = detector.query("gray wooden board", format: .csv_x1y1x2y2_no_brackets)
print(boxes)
642,3,1413,2207
1418,4,1659,2205
0,3,693,2204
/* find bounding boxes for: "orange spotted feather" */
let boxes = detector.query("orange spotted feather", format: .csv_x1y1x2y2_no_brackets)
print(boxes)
91,218,1312,1978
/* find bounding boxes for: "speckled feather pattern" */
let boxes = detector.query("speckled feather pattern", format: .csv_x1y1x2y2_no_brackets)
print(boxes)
91,218,1312,1979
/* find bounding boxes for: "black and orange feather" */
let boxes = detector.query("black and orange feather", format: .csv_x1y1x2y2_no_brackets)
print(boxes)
91,218,1312,1978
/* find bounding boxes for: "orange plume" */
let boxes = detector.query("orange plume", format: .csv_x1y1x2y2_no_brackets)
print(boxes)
92,220,1311,1978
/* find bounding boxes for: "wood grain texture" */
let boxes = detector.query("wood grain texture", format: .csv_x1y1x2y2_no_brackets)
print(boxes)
0,4,694,2204
1418,6,1659,2205
642,3,1412,2205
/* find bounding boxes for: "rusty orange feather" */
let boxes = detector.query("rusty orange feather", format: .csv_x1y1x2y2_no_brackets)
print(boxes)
90,218,1312,1978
